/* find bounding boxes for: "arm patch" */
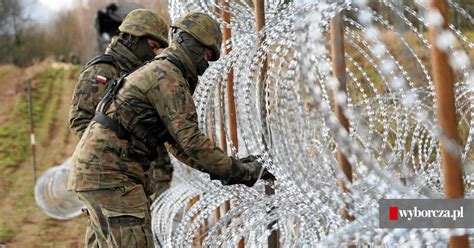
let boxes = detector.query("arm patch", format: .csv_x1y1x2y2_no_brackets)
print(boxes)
95,75,108,84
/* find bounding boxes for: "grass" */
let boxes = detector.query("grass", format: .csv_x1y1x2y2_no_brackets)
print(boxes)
464,30,474,41
0,65,81,243
0,68,67,174
0,227,14,244
0,65,18,82
0,176,36,242
0,122,29,171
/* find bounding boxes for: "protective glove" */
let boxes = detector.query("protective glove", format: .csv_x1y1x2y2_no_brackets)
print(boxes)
211,155,275,187
238,155,275,181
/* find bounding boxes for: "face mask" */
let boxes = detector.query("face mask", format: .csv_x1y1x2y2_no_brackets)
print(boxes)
134,37,157,62
193,51,209,76
176,32,210,75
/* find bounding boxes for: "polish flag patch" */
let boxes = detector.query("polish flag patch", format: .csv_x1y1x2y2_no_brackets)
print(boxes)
95,75,107,84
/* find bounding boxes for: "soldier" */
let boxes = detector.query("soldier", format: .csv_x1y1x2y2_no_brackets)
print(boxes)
69,53,81,65
69,9,173,200
68,9,171,247
68,12,274,247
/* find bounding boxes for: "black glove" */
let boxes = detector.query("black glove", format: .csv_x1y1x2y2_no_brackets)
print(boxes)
211,155,276,187
239,155,276,181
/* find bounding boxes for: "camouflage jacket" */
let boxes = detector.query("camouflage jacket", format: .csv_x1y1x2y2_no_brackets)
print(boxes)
68,37,143,138
68,45,231,191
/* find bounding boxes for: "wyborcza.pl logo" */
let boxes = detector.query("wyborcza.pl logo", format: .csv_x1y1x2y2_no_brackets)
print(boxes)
388,206,463,221
379,199,473,228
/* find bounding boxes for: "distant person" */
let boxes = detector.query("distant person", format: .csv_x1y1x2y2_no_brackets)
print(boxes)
68,9,170,247
95,2,143,53
57,54,66,63
69,53,81,65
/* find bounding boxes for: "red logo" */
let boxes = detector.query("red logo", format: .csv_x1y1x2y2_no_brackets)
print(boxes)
389,206,398,220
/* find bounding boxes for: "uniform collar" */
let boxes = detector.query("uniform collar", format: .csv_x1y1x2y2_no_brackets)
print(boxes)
105,37,143,73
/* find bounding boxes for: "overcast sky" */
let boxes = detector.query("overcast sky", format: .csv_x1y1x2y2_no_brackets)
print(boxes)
24,0,83,23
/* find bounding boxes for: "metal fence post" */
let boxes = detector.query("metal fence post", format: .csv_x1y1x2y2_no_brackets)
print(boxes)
330,13,354,222
428,0,468,247
254,1,279,247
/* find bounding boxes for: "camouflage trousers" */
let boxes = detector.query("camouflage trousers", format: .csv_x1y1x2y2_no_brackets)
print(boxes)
76,184,154,248
148,164,173,201
148,147,173,201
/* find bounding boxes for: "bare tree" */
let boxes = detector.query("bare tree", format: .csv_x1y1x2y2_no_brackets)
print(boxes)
0,0,27,45
0,0,29,64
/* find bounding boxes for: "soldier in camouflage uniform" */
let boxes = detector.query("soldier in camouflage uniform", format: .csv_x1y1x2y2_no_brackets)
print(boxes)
69,9,173,201
68,12,274,247
68,9,171,247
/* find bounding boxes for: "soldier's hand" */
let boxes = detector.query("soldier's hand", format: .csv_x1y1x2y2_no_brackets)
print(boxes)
239,155,260,163
213,156,275,187
239,155,275,181
261,167,276,181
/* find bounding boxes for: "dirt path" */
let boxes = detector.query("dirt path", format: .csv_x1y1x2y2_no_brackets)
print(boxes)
0,63,86,247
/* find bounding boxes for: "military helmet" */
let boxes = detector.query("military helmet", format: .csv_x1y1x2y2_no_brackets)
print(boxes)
171,12,222,61
119,9,169,47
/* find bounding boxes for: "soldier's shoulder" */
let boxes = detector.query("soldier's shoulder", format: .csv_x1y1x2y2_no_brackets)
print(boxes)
84,62,118,74
78,62,118,82
150,59,184,79
126,59,184,88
